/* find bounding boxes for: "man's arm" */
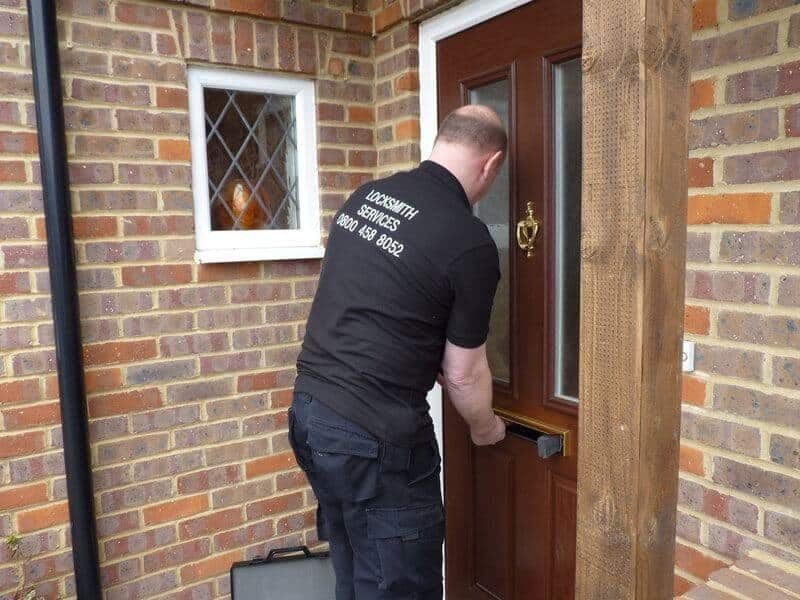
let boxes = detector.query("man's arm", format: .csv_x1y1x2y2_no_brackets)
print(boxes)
440,341,505,446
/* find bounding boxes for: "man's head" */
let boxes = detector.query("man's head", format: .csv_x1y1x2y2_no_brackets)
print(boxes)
429,105,507,204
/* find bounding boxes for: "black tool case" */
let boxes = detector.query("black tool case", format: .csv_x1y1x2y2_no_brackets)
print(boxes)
230,546,335,599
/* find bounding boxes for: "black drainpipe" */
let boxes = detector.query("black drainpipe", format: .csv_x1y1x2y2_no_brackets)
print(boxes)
26,1,102,598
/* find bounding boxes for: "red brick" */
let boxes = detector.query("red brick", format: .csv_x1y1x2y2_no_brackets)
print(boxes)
234,18,254,66
215,0,279,18
180,550,242,584
278,25,297,71
156,86,188,109
692,0,717,30
318,147,346,166
72,22,151,52
0,160,26,182
254,21,277,68
121,264,192,287
115,2,170,27
88,388,162,418
84,368,123,394
157,139,191,161
298,28,316,74
179,507,244,540
142,494,208,526
328,56,345,76
675,543,728,579
375,2,403,31
674,575,694,596
348,105,374,123
0,130,37,154
178,465,241,494
786,104,800,137
0,379,39,404
318,102,345,122
17,501,69,533
0,431,44,458
680,444,705,476
346,13,371,34
688,157,713,188
35,215,117,240
83,339,157,367
246,491,304,520
0,271,30,296
2,402,61,430
688,193,772,225
682,375,707,407
704,488,759,533
143,539,210,574
245,451,297,479
0,482,47,510
196,262,260,282
282,1,341,28
395,72,419,93
684,305,710,335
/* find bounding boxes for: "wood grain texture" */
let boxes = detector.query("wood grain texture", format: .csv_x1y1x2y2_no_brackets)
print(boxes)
575,0,690,598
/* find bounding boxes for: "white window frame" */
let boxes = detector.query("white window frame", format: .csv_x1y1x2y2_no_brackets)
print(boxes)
188,66,324,263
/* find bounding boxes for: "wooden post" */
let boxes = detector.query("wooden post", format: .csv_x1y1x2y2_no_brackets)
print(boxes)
575,0,690,598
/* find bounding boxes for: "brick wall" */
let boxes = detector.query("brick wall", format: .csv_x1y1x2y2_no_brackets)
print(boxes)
0,1,378,598
2,0,798,598
675,0,800,593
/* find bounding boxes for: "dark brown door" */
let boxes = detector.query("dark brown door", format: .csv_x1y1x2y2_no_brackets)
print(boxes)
440,2,583,598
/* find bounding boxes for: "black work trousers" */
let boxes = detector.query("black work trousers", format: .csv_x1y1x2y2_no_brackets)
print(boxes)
288,391,444,600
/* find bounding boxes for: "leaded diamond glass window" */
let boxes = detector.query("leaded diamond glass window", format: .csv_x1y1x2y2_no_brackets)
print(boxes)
188,66,322,263
205,89,299,232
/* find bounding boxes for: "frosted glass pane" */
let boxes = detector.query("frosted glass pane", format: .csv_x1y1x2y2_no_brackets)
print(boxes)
553,58,582,403
469,79,511,384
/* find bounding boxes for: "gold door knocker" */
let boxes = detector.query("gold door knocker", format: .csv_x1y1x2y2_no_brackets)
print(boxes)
516,201,540,258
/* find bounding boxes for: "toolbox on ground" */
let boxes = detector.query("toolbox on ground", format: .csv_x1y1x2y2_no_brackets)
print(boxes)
230,546,335,599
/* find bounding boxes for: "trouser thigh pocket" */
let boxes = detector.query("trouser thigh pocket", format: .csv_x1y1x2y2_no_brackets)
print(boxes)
366,503,444,593
307,417,380,502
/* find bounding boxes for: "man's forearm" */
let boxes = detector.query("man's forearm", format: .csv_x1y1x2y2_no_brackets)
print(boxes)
445,362,495,430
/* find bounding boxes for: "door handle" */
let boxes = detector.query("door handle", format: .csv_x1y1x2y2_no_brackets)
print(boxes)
515,201,540,258
494,406,571,458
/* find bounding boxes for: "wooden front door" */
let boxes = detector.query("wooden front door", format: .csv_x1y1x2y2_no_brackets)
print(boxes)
440,2,583,598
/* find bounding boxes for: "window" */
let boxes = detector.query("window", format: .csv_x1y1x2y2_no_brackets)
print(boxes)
188,66,323,263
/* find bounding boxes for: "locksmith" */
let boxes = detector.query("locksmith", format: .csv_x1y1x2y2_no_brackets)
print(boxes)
289,105,508,600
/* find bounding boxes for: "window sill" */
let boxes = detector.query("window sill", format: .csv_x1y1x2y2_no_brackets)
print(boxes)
194,246,325,263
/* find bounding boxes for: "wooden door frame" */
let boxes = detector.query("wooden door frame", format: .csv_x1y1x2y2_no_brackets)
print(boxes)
419,0,690,597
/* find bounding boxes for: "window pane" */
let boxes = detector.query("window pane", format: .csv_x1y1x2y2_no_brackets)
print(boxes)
205,88,299,231
553,57,582,402
469,80,511,384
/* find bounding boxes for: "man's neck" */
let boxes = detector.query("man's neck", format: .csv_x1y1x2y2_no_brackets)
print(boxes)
426,149,478,204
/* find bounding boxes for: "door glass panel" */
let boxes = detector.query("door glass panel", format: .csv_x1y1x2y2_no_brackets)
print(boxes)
469,79,511,384
553,57,582,402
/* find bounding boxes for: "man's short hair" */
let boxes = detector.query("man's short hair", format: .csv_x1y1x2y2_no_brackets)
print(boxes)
435,108,508,154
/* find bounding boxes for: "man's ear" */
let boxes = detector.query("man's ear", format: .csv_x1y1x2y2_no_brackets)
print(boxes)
483,150,505,179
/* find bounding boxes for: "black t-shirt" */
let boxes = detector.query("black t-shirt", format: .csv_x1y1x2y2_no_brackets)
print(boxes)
295,161,500,446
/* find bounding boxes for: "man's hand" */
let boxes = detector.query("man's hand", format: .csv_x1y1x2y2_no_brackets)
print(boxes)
470,414,506,446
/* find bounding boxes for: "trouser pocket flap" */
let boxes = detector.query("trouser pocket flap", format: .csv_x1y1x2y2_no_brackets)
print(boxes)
307,418,379,458
366,504,443,540
307,417,380,502
366,504,444,592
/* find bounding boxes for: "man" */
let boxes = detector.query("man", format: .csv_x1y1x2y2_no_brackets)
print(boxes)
288,105,507,600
